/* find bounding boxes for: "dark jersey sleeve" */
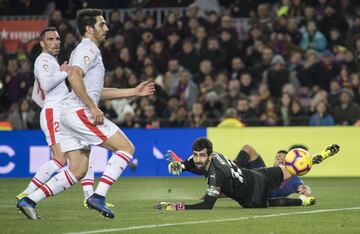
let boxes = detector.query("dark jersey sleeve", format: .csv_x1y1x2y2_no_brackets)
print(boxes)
184,165,226,210
182,157,204,175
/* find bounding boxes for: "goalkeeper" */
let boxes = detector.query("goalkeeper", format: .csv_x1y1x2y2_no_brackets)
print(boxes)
155,137,339,211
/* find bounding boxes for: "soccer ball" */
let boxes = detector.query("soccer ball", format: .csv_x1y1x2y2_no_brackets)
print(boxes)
285,148,312,176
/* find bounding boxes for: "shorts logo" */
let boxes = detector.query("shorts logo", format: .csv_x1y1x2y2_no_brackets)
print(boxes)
82,56,90,65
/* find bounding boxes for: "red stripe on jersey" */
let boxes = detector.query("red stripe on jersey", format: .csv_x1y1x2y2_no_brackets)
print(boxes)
45,108,56,145
31,178,42,188
116,153,130,163
36,78,45,100
76,109,107,141
52,159,63,168
100,178,113,185
64,170,75,186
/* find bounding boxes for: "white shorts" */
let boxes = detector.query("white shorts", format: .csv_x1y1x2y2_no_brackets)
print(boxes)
40,107,61,146
60,108,119,152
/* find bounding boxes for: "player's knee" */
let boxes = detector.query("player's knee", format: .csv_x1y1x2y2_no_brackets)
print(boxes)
126,141,135,155
52,154,67,166
70,168,87,180
241,144,253,154
241,144,258,161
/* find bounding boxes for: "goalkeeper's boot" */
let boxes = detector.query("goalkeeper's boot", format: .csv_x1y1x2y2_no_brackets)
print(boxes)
16,197,42,220
84,199,114,208
15,192,28,201
312,144,340,164
299,195,316,206
86,193,115,219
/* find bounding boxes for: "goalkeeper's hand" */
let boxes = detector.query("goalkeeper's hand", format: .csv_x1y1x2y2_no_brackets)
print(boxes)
168,161,183,175
154,202,185,211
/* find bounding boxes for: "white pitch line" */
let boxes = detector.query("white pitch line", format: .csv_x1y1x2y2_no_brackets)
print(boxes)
66,207,360,234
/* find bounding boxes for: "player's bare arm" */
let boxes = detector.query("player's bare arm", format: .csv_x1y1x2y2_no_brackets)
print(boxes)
100,81,155,100
68,65,104,125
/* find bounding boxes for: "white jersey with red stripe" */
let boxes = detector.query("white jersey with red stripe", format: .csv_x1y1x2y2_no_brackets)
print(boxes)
59,38,120,152
33,52,68,146
32,52,69,108
63,38,105,110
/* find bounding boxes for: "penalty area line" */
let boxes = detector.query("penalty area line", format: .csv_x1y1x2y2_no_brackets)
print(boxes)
66,207,360,234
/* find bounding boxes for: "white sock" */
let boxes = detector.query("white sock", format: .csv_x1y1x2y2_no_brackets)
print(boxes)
81,165,94,200
28,169,77,203
23,159,63,194
95,151,132,197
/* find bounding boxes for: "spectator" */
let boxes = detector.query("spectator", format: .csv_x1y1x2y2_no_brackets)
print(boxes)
163,59,183,95
193,59,213,85
289,99,308,126
175,70,198,109
260,98,279,126
177,39,200,74
190,102,211,127
333,88,360,125
166,31,182,56
311,50,339,91
319,4,349,40
236,98,257,126
300,21,327,53
264,55,289,99
309,101,335,126
8,98,36,129
168,105,190,127
229,57,245,80
217,108,245,127
279,92,292,126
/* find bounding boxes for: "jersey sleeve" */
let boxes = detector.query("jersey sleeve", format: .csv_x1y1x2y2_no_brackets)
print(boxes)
35,59,67,92
71,45,96,74
183,167,225,210
181,157,203,175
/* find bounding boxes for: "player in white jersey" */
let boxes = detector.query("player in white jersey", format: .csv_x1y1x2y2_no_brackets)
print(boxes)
15,27,70,203
17,9,155,220
15,27,102,209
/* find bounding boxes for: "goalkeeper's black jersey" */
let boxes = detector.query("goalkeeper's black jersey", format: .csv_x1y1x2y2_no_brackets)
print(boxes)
183,152,256,207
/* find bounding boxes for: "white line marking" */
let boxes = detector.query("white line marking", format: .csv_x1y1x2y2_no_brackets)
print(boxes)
66,207,360,234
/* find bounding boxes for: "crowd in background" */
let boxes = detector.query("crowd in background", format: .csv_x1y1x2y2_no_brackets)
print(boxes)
1,0,360,129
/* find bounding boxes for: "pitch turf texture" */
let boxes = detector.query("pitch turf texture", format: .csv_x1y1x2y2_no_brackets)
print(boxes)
1,177,360,234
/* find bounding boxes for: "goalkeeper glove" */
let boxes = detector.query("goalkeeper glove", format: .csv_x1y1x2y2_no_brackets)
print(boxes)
165,150,184,162
168,161,183,175
154,202,185,211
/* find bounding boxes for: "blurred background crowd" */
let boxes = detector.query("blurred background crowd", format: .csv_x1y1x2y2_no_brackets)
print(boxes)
1,0,360,129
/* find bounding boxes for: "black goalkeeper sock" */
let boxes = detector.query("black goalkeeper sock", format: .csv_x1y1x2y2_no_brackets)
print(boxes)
233,150,250,168
268,197,302,207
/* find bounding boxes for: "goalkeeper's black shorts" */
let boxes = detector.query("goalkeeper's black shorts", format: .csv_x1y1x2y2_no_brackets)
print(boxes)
242,167,284,208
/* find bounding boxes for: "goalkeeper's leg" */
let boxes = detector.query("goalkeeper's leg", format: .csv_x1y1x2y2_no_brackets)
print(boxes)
312,144,340,164
268,196,316,207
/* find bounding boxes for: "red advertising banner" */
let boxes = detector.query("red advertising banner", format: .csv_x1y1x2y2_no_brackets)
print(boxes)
0,18,48,53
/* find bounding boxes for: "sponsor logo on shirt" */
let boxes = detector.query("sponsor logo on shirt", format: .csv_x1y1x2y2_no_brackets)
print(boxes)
42,64,49,71
82,56,90,65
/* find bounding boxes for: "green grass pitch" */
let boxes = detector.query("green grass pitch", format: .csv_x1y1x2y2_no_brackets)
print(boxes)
1,177,360,234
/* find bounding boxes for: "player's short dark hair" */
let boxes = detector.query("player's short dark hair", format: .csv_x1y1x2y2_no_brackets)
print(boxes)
277,150,288,155
289,144,308,151
39,27,57,41
192,137,213,155
76,8,103,36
